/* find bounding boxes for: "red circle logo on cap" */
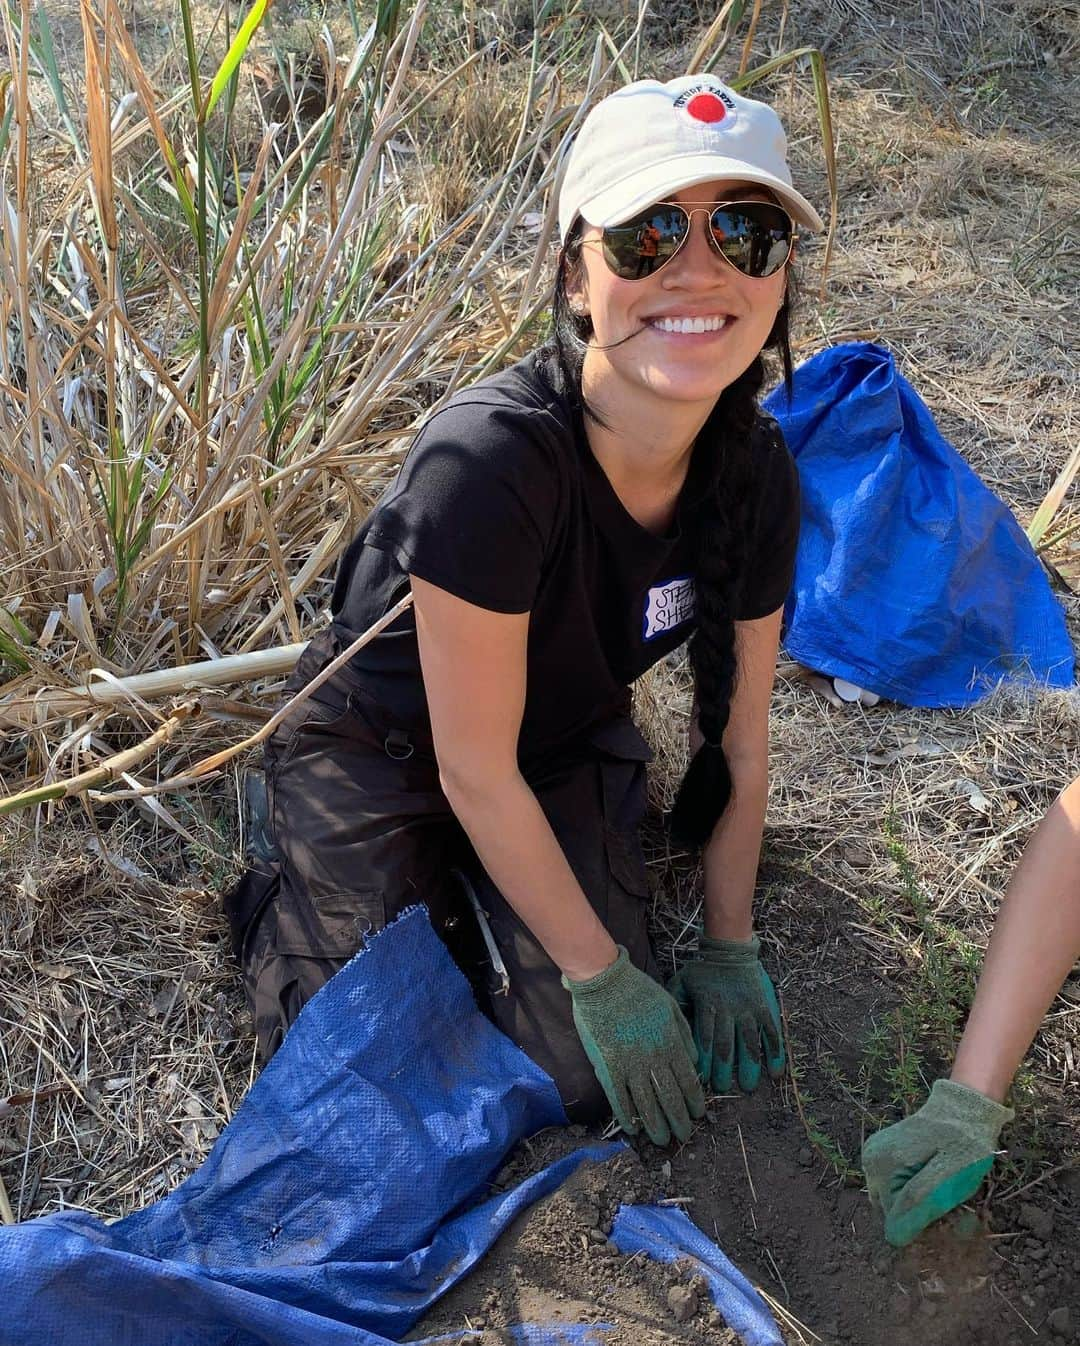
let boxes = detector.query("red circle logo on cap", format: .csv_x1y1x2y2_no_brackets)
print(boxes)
685,92,727,123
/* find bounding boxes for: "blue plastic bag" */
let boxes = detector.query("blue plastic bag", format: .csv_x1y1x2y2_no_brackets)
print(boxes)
0,906,781,1346
0,908,597,1346
764,342,1074,706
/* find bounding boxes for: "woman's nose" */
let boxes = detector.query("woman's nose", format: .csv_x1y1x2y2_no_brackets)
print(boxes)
663,212,728,286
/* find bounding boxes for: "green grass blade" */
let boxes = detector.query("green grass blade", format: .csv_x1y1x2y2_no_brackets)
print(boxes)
1028,441,1080,547
0,605,32,673
29,5,83,153
0,74,13,159
204,0,270,121
687,0,742,76
178,0,205,120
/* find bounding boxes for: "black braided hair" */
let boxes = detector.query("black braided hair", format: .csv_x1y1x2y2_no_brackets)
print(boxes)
547,218,796,848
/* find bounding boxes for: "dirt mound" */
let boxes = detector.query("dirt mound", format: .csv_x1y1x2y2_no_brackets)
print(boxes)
412,1141,740,1345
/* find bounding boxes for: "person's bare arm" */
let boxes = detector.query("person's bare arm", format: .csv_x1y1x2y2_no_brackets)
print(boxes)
411,575,618,982
950,776,1080,1101
697,607,782,939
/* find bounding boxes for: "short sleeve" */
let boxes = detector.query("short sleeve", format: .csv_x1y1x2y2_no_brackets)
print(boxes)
736,417,801,621
362,398,562,614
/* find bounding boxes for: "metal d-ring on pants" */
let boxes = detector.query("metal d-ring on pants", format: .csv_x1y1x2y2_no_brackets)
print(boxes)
223,630,659,1123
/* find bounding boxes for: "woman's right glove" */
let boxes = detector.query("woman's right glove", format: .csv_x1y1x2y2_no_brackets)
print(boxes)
861,1078,1014,1247
563,947,706,1146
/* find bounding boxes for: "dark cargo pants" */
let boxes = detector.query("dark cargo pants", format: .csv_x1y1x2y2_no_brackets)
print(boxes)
224,631,659,1122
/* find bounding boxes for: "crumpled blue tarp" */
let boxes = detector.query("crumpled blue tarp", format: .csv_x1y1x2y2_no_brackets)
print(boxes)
611,1206,783,1346
0,906,781,1346
764,341,1075,706
0,907,601,1346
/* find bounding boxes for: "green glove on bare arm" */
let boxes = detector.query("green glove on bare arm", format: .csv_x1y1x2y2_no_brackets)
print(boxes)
861,1078,1014,1247
563,947,706,1147
667,935,785,1093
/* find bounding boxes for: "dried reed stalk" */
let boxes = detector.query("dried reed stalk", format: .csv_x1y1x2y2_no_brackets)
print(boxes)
0,700,201,814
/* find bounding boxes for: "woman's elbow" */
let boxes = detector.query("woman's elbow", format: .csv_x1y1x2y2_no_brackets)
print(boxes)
436,750,522,815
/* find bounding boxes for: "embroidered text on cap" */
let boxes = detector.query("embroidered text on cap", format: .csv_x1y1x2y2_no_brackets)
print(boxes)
673,84,737,127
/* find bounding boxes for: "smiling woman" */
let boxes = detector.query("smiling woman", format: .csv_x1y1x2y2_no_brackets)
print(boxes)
224,74,824,1149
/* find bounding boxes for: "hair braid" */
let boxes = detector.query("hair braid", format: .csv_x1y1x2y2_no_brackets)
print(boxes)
667,359,764,847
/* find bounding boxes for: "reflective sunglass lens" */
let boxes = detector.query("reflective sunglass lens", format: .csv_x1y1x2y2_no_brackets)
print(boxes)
709,203,792,277
601,207,688,279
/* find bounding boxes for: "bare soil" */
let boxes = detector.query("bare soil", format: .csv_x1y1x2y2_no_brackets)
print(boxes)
412,871,1080,1346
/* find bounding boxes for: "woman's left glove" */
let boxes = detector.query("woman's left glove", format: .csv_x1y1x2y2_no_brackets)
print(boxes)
668,934,785,1092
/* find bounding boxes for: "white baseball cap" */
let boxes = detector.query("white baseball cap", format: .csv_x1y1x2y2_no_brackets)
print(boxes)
558,74,824,242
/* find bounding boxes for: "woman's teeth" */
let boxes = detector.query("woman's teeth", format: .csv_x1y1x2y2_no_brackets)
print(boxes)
651,315,730,334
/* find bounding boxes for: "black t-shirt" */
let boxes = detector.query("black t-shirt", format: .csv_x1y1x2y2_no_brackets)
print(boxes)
330,350,800,767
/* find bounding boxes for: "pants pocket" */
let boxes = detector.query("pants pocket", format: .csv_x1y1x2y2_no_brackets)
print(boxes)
271,887,388,960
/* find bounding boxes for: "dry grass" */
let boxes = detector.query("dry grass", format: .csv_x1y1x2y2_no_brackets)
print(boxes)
2,0,1079,1234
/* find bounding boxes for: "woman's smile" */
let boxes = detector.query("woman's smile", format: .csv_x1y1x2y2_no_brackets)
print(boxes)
645,312,734,336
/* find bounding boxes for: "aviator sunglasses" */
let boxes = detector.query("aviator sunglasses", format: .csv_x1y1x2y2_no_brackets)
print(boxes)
599,199,796,282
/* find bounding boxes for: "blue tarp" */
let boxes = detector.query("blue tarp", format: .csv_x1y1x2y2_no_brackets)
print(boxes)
0,908,780,1346
764,341,1074,706
0,908,589,1346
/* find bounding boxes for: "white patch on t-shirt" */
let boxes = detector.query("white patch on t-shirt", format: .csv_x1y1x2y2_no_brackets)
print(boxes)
643,575,696,641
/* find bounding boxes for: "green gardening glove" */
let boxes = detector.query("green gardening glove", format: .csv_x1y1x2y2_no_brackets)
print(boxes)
861,1078,1014,1247
563,947,706,1147
667,935,785,1093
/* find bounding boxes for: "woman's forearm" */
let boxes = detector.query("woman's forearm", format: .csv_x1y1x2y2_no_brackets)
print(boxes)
950,778,1080,1102
443,770,619,982
700,754,769,941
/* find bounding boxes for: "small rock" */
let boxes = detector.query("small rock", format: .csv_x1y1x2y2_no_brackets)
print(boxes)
797,1147,814,1167
920,1274,947,1300
706,1309,724,1329
587,1227,607,1244
821,1259,839,1276
667,1284,698,1324
1019,1202,1054,1242
1047,1306,1071,1337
